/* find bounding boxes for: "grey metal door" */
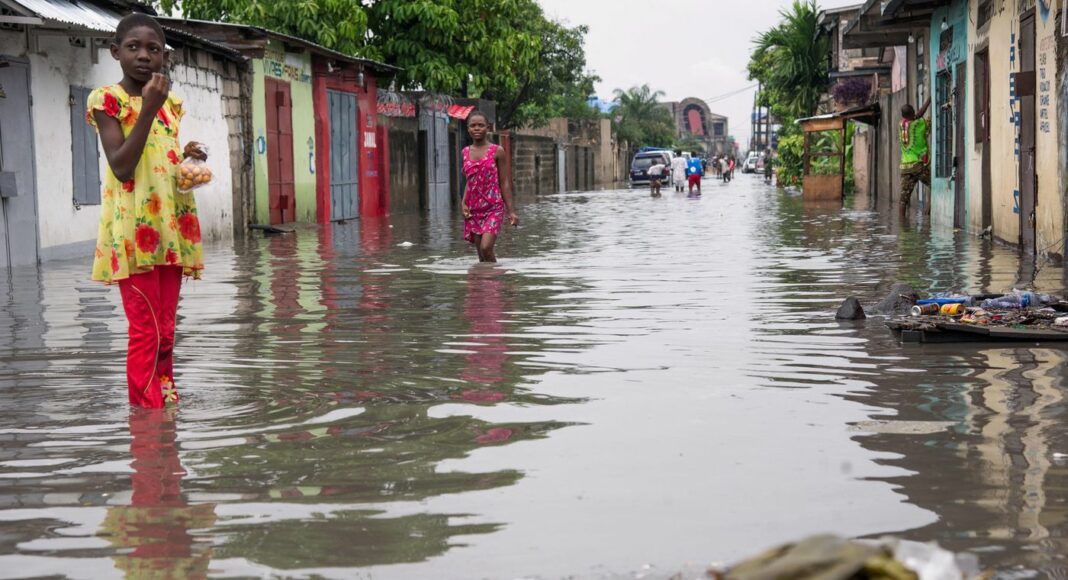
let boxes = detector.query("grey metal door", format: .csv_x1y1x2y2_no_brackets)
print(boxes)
420,110,449,212
557,146,565,193
0,59,38,268
328,90,359,221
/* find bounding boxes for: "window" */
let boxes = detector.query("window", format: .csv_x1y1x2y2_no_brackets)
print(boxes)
977,0,993,29
935,71,953,178
70,86,102,206
713,122,724,136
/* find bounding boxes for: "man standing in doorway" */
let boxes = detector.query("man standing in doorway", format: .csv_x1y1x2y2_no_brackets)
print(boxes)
899,97,931,218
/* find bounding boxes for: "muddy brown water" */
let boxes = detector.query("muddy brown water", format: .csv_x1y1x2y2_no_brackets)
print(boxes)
2,177,1068,578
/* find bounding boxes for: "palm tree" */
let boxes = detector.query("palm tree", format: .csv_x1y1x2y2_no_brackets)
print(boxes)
612,84,675,147
749,0,828,121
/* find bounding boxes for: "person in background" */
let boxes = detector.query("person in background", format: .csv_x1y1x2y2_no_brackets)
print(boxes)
763,151,774,184
719,157,730,183
686,154,704,195
899,96,932,219
670,153,688,193
647,159,667,197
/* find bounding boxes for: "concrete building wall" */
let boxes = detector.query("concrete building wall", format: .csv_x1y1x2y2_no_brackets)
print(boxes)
966,1,990,235
512,135,557,196
26,37,237,261
381,116,421,214
983,1,1061,251
252,41,317,225
1033,4,1061,256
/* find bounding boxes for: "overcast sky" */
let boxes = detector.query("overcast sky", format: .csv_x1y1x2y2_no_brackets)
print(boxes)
537,0,859,148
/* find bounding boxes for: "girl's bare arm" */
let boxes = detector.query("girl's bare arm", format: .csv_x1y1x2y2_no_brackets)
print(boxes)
94,74,170,182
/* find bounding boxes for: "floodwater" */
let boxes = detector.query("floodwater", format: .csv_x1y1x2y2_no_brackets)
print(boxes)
2,176,1068,579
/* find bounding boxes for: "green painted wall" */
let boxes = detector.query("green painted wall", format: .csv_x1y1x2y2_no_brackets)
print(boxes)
252,40,318,224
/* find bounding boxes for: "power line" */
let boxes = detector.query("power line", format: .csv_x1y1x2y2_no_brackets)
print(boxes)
702,83,759,104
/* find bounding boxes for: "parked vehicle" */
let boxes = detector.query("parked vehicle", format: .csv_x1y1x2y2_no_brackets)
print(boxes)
630,150,674,187
742,152,760,173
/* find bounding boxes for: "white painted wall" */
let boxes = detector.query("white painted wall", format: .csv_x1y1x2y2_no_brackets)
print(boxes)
26,37,234,259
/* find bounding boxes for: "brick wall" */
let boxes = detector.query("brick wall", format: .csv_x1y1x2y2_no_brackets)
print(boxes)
512,135,557,196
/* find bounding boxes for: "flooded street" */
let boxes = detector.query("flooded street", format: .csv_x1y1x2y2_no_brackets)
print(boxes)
3,175,1068,578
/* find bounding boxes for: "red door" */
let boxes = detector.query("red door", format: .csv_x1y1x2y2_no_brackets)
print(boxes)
266,78,295,224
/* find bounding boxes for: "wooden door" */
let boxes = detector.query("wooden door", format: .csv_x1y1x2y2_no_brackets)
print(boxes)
1018,11,1036,253
976,50,992,230
0,60,38,267
953,63,966,229
266,78,295,225
328,90,359,221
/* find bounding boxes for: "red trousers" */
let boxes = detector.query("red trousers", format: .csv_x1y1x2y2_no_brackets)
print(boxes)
118,267,182,408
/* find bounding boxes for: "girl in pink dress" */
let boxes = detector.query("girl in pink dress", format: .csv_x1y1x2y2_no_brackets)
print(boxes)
461,111,519,262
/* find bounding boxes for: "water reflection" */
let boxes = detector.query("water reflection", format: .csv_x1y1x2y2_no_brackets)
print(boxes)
4,179,1068,576
100,409,215,577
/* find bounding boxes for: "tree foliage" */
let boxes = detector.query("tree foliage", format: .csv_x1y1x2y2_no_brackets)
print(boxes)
747,0,828,122
611,85,676,148
485,18,601,129
158,0,599,130
161,0,369,56
747,0,829,186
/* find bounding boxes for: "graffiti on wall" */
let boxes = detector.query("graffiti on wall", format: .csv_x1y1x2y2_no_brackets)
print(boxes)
1039,34,1054,133
1010,29,1021,214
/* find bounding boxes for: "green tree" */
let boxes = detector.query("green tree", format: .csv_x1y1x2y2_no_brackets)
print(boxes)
365,0,540,95
747,0,828,122
612,85,675,148
159,0,369,56
747,0,829,186
485,18,601,129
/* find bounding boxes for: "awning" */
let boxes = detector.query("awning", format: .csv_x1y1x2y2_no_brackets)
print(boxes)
796,102,882,127
447,105,475,120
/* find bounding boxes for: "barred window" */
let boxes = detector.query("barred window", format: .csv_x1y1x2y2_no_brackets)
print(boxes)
935,71,953,178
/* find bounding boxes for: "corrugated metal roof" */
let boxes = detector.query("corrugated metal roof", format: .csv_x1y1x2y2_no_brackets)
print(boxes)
12,0,121,33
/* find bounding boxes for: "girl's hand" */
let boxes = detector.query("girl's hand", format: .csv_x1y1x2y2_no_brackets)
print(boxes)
509,212,519,227
143,73,170,116
184,142,208,161
462,202,471,218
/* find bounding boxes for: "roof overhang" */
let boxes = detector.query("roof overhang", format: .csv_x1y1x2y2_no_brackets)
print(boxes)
157,17,399,75
840,0,947,49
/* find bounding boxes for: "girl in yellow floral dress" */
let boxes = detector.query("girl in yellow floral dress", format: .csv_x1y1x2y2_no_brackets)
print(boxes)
88,13,206,408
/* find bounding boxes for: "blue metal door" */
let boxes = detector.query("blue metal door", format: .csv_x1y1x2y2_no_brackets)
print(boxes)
328,90,359,221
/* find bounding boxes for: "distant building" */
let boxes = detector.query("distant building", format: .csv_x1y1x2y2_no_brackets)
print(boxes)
659,98,729,155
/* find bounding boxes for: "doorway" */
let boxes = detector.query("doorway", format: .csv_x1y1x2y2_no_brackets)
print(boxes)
1018,11,1036,253
0,59,38,267
953,63,966,229
975,49,992,230
327,90,358,221
265,78,295,225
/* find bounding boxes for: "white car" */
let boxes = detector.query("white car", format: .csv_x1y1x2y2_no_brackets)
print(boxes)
743,152,760,173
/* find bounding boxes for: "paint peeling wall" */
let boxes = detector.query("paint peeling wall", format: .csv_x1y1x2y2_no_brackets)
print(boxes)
966,1,989,234
988,2,1020,244
25,37,236,261
985,0,1062,252
927,0,969,229
1033,1,1061,257
251,40,317,225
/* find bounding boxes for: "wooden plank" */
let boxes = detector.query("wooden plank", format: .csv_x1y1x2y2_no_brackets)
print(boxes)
802,174,843,201
801,118,845,132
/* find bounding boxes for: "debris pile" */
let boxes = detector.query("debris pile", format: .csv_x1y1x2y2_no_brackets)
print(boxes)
885,289,1068,343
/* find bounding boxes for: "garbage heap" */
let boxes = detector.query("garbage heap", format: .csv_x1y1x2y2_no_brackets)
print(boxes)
897,290,1068,330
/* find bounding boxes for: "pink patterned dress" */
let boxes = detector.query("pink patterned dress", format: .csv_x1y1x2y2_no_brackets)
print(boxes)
462,144,506,243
